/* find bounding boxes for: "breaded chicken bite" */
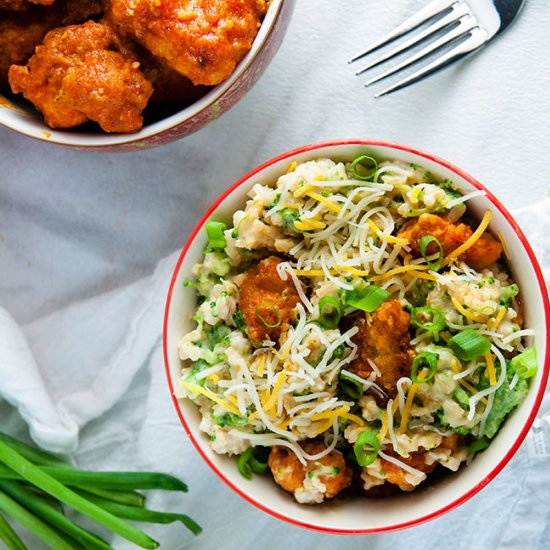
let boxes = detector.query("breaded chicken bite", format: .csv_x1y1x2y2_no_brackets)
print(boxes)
268,441,352,504
9,21,153,132
239,256,301,345
397,213,502,270
349,300,413,405
107,0,267,86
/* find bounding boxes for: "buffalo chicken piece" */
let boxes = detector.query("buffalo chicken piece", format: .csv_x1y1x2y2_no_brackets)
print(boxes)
349,300,414,405
397,213,502,270
0,0,55,11
107,0,267,86
268,441,352,503
239,256,300,345
9,21,153,132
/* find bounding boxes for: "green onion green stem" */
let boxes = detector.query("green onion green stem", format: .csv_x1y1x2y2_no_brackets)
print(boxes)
0,465,187,493
0,489,75,550
411,352,439,384
84,495,201,536
410,306,446,333
339,372,363,401
0,433,65,467
0,440,159,549
72,486,145,508
351,156,378,181
418,235,444,271
205,221,227,250
448,329,491,361
346,285,390,313
0,511,26,550
0,480,112,550
318,296,342,329
353,430,380,467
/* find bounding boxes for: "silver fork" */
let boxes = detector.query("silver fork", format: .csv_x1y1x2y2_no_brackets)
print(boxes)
350,0,526,97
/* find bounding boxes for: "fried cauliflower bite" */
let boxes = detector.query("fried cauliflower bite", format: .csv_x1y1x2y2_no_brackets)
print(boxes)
268,441,353,504
0,1,104,87
8,21,153,132
0,0,55,11
349,300,414,405
107,0,267,86
378,449,436,492
0,8,57,87
239,256,301,345
397,213,503,270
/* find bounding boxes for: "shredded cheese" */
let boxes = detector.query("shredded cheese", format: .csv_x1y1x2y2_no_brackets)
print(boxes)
181,382,241,415
306,191,342,213
264,371,287,416
498,232,510,260
293,183,314,198
451,360,488,405
369,264,430,281
443,210,493,266
366,219,409,245
286,161,297,173
451,296,488,323
294,219,327,231
484,351,497,386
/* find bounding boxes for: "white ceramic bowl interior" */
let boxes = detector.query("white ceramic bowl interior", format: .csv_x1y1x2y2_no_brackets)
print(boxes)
164,140,549,533
0,0,284,149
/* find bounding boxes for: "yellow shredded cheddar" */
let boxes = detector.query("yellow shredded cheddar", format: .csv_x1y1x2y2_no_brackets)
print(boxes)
485,351,497,386
451,296,488,323
443,210,493,266
310,405,351,422
366,219,409,245
293,183,314,198
181,382,240,415
312,418,334,436
342,412,365,426
294,269,326,277
369,264,430,281
264,371,287,416
294,219,327,231
451,360,488,405
305,191,342,213
498,232,510,260
286,161,297,174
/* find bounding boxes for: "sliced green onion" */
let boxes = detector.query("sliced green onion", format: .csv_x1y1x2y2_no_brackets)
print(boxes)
83,495,201,536
351,155,378,181
410,306,446,333
237,448,269,480
0,511,25,550
0,480,112,550
468,437,489,454
0,440,160,549
318,296,342,329
510,347,537,380
347,285,390,313
254,302,281,328
339,372,363,401
232,310,246,331
353,430,380,467
411,352,439,384
448,329,491,361
419,235,444,271
500,284,519,306
205,221,227,250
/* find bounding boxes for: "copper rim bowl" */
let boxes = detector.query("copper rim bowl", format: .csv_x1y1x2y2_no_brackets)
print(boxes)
0,0,294,151
163,139,550,533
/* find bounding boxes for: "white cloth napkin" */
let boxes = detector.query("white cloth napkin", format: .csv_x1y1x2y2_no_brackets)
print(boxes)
1,200,549,549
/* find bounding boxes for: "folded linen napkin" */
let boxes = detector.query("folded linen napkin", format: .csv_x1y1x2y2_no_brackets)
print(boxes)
1,201,549,549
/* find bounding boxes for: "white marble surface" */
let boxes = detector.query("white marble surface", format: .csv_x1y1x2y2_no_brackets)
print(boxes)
1,0,550,548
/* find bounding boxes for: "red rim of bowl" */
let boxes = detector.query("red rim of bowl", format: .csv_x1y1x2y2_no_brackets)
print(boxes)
163,138,550,534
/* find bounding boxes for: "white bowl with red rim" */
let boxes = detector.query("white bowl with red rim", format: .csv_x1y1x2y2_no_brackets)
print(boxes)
163,139,550,533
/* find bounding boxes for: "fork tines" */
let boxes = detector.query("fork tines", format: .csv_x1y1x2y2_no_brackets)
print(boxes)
350,0,488,97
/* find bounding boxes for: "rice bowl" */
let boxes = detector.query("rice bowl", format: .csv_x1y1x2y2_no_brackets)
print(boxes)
163,140,549,533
